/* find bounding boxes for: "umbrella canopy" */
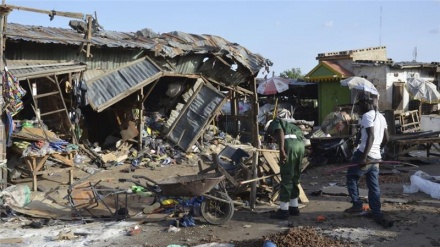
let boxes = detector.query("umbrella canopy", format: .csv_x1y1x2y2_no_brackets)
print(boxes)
405,78,440,104
340,76,379,96
257,76,290,95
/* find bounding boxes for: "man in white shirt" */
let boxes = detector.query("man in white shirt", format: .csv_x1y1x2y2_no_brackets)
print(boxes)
345,95,392,228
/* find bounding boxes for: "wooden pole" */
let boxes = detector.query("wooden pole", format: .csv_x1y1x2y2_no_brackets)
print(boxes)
240,172,279,185
86,15,92,57
138,89,144,151
249,76,260,209
0,1,7,189
249,150,258,209
251,77,260,148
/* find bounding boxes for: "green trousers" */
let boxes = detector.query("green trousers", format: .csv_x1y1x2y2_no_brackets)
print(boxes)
279,138,305,202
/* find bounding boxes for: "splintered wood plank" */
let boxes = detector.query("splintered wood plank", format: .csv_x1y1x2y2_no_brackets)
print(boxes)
51,153,74,166
261,150,309,203
0,238,23,244
261,151,281,183
298,184,309,203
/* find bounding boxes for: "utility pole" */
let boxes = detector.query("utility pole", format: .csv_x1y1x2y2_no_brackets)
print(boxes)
0,0,8,189
413,47,417,62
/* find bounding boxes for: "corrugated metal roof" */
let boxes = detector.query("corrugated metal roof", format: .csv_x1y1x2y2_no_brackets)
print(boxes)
6,60,86,80
87,57,162,112
322,61,354,77
167,83,225,152
391,61,439,69
5,23,267,75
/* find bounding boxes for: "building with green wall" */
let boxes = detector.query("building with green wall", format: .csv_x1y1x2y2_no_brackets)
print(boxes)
305,46,389,125
305,61,352,124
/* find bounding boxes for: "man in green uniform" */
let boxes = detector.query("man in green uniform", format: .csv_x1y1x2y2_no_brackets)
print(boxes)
266,118,305,219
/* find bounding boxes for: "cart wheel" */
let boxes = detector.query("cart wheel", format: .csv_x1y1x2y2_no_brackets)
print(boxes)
201,191,234,225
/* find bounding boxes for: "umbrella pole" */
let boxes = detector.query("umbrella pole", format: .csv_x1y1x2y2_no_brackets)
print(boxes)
351,92,359,117
272,98,278,120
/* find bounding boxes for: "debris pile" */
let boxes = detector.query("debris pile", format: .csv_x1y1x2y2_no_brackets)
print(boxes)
234,226,356,247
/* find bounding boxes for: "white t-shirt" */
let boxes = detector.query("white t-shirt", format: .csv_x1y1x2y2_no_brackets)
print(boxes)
358,110,387,159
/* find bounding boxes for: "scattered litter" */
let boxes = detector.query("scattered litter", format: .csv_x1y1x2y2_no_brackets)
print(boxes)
0,185,31,207
0,237,24,244
127,225,141,236
316,215,326,222
167,225,181,233
263,240,276,247
383,198,408,204
322,227,379,242
175,215,195,227
193,243,235,247
403,170,440,199
55,230,77,240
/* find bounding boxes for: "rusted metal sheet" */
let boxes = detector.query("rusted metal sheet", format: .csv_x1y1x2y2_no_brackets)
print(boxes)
6,60,87,80
166,82,226,152
5,23,267,75
87,57,162,112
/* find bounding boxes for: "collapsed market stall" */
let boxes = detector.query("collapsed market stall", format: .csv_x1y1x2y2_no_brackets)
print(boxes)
0,4,305,219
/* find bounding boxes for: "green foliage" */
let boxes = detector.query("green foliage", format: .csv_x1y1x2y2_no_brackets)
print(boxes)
279,68,303,79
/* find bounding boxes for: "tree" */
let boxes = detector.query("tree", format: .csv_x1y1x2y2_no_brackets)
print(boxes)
279,68,303,80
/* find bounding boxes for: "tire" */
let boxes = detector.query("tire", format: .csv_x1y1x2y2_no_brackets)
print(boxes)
200,191,234,225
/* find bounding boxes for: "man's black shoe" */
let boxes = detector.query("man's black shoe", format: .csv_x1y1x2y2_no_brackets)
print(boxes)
270,209,289,220
289,206,300,216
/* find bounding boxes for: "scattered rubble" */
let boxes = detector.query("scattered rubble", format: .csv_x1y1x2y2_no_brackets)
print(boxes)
235,226,358,247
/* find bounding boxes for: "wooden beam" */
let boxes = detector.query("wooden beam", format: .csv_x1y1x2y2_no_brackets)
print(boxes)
86,15,92,57
204,76,254,95
9,61,83,70
261,150,309,203
137,89,143,150
161,72,200,79
45,75,56,84
251,77,259,147
249,150,258,209
142,79,159,103
211,153,239,187
5,4,87,20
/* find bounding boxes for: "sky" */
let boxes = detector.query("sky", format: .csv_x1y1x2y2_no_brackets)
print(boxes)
3,0,440,77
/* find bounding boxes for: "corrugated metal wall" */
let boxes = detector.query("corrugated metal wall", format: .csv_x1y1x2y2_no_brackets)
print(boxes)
6,42,140,71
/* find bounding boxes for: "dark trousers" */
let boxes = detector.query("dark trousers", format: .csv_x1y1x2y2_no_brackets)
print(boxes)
279,139,305,202
346,149,383,218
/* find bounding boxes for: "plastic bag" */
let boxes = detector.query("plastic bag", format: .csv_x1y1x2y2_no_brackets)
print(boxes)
0,184,31,207
403,171,440,199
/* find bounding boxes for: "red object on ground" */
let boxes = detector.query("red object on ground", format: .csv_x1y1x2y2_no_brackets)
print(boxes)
316,215,326,222
127,226,141,236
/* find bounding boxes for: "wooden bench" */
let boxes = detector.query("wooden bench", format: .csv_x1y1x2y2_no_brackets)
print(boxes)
388,131,440,161
12,146,76,191
22,153,74,191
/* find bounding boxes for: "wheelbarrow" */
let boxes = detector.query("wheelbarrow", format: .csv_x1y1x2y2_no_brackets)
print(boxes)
119,173,234,225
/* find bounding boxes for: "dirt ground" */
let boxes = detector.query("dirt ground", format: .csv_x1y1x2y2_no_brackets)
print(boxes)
1,156,440,247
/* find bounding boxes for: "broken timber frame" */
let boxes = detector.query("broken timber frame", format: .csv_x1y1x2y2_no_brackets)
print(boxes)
1,3,94,57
